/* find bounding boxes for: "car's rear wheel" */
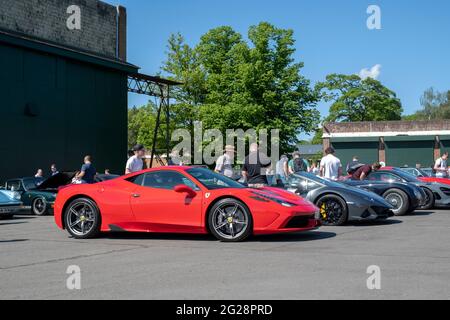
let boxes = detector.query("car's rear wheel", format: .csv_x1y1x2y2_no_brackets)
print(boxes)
64,198,101,239
316,195,348,226
382,188,409,216
419,188,435,210
32,197,48,216
208,198,253,242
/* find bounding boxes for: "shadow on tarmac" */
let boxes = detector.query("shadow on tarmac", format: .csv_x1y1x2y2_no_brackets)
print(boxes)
100,230,336,243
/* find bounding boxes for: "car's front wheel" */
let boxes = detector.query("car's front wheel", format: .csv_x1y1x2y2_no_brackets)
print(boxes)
64,198,101,239
208,198,253,242
420,188,435,210
316,194,348,226
382,188,409,216
32,197,48,216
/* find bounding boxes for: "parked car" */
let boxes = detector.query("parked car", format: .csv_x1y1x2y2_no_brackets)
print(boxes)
367,168,450,209
3,172,76,216
285,172,394,226
341,179,426,216
0,190,23,219
54,167,321,242
400,167,431,177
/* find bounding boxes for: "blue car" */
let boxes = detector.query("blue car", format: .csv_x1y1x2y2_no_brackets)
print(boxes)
0,189,23,219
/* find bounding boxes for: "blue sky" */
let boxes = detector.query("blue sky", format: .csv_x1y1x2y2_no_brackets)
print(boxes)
113,0,450,123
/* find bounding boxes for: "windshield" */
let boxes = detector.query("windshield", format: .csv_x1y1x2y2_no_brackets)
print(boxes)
389,169,421,182
187,168,245,190
23,178,44,190
293,172,343,188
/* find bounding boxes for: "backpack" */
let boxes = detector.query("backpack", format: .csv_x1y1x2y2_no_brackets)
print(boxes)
293,158,307,173
347,163,364,175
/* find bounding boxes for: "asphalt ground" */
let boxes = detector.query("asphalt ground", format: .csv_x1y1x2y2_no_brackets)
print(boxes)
1,209,449,300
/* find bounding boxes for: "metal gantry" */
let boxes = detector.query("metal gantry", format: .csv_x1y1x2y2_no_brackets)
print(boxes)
127,73,182,168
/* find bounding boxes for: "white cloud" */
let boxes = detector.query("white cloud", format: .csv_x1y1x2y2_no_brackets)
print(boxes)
359,64,382,80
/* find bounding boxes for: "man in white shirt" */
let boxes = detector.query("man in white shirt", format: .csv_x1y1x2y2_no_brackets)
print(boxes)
125,144,145,174
215,145,235,179
320,147,342,181
434,152,449,178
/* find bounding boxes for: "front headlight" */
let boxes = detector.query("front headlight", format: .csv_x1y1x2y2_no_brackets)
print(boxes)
252,192,297,207
13,192,21,201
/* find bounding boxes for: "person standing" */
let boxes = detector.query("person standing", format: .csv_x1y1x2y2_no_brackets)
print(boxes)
215,145,236,179
75,155,96,184
320,147,342,181
242,143,272,188
50,164,59,176
351,162,381,181
35,169,44,178
346,156,361,174
275,155,289,184
310,161,320,175
126,144,145,174
288,152,309,175
434,152,449,178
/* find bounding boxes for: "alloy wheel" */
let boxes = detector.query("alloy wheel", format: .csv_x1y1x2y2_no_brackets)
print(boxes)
211,202,248,240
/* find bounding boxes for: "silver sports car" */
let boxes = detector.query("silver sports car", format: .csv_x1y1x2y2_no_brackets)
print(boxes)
285,172,394,226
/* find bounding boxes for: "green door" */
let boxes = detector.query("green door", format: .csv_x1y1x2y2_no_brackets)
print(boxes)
331,140,379,173
385,137,434,168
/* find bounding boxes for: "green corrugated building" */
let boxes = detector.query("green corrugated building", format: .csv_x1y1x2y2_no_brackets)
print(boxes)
0,0,138,182
323,121,450,169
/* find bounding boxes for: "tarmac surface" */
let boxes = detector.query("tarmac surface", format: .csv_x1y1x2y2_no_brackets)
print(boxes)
1,209,449,300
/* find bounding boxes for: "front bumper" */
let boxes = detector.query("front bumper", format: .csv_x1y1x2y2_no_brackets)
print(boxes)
253,208,321,235
0,205,22,215
347,202,393,222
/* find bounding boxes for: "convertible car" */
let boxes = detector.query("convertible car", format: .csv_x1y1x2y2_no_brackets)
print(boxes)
54,167,321,242
0,190,22,219
4,172,76,216
285,172,394,226
341,179,426,216
367,168,450,209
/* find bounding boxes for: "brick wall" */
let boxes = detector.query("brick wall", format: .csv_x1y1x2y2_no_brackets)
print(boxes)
0,0,118,58
324,120,450,134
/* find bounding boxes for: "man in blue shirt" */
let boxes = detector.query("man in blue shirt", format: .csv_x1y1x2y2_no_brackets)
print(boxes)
76,155,97,184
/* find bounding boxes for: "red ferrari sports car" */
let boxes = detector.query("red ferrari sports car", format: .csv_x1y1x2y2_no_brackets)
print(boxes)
54,167,321,242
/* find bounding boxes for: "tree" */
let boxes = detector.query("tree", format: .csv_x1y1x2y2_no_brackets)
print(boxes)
161,22,320,154
403,88,450,120
128,102,162,150
316,74,403,122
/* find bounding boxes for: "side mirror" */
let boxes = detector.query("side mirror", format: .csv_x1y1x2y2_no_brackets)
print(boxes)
174,185,197,197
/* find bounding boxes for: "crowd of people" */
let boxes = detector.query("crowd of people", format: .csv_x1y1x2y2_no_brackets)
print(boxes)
215,145,450,187
30,143,450,187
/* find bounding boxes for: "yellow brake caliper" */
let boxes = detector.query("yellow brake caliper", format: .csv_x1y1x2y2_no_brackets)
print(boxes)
320,203,327,219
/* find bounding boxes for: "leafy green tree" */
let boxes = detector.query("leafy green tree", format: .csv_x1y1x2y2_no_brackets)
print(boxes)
128,102,162,150
316,74,403,122
161,22,320,153
403,88,450,120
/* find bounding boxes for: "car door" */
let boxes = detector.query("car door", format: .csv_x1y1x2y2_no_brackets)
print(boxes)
5,180,28,204
129,170,203,231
